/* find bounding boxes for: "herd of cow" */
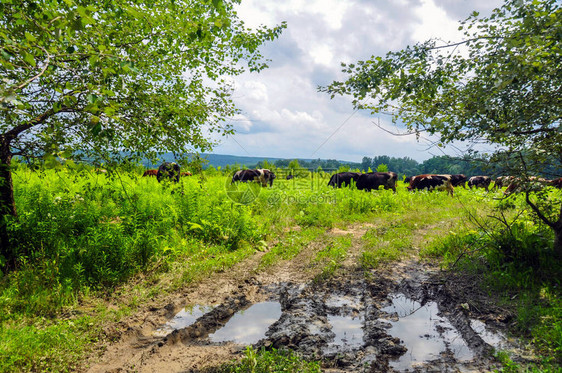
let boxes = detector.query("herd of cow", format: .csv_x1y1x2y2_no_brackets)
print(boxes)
143,164,562,197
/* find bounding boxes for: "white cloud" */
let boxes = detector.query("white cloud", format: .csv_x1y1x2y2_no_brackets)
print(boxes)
214,0,504,162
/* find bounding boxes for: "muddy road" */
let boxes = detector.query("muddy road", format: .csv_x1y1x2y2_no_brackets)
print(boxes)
83,223,526,372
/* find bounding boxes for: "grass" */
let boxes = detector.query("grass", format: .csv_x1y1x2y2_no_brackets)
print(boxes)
213,346,321,373
1,166,561,371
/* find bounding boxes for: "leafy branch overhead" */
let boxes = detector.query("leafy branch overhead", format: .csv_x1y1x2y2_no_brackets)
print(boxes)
321,0,562,257
0,0,286,160
321,0,561,165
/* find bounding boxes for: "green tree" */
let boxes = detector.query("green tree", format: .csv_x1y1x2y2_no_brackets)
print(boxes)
0,0,285,267
376,163,388,173
322,0,562,256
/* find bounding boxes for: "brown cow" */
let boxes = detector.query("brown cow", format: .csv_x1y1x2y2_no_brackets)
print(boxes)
504,177,551,195
143,169,158,177
407,174,454,196
181,171,192,177
549,177,562,189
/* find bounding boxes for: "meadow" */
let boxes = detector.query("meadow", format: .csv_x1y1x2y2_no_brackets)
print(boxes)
0,164,561,372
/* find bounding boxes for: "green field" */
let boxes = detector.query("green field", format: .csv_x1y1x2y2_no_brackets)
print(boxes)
1,165,561,372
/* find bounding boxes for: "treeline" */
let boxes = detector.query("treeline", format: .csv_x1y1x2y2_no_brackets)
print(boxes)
247,155,490,178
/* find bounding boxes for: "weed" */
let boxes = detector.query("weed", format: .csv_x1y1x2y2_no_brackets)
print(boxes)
214,346,321,373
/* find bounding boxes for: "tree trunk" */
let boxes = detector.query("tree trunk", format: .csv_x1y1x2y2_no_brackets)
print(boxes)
553,206,562,260
0,134,16,269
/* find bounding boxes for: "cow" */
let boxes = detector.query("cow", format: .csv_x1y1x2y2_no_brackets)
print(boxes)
157,162,180,183
356,172,397,193
258,169,276,187
404,176,412,184
504,176,551,195
231,169,275,187
468,176,492,191
181,171,192,177
550,177,562,189
143,169,158,177
327,172,361,188
449,174,467,188
407,174,454,196
286,175,294,180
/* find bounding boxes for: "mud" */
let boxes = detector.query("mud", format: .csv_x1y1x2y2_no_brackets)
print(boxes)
84,223,532,373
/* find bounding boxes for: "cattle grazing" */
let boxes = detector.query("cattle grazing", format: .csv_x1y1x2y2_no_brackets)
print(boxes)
449,174,467,188
157,162,180,183
407,174,454,196
286,175,294,180
231,169,275,187
404,176,412,184
356,172,398,193
181,171,192,177
468,176,492,191
504,176,551,195
143,169,158,177
328,172,361,188
493,176,510,190
95,168,107,174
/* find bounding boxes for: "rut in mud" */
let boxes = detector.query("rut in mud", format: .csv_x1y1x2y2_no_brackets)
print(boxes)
84,224,526,373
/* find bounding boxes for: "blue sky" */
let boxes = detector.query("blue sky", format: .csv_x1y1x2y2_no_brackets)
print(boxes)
210,0,503,162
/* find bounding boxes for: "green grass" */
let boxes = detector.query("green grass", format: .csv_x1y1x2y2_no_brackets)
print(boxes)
1,166,561,371
213,346,321,373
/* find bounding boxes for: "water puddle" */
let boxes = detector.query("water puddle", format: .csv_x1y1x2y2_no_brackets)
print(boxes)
153,305,212,337
382,294,472,371
209,301,282,344
327,314,364,349
470,319,508,350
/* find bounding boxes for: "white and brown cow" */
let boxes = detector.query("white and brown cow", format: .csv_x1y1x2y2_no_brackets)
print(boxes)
407,174,454,196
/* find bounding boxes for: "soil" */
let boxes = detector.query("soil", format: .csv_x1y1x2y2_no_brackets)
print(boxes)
81,223,531,373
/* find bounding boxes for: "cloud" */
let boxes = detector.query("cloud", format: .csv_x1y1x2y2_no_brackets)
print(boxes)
214,0,504,163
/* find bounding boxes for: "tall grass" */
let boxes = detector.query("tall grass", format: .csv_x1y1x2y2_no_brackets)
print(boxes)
1,166,561,371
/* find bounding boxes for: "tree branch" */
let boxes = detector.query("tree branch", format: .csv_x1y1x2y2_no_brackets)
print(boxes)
525,190,555,229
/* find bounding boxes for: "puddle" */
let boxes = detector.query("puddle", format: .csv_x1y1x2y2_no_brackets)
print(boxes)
326,314,364,349
382,294,472,371
470,319,507,349
153,305,212,337
209,301,282,344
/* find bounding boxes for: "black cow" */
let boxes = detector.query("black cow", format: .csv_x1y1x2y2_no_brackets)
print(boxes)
404,176,412,184
356,172,397,193
327,172,361,188
157,162,180,183
231,169,275,187
468,176,491,191
407,174,454,196
449,174,467,188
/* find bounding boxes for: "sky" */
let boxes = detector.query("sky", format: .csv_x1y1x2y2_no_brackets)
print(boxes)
209,0,504,163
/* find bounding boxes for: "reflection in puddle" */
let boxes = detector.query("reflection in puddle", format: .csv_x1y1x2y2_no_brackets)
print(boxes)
327,315,364,349
209,301,282,344
382,294,472,371
470,319,507,349
153,305,213,337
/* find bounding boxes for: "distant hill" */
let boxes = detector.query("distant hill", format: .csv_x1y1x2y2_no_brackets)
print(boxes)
143,153,354,169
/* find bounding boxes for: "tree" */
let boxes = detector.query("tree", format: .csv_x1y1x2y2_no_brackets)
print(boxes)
0,0,285,266
322,0,562,256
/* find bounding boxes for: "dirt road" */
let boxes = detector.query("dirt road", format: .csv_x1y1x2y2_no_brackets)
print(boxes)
83,223,524,372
